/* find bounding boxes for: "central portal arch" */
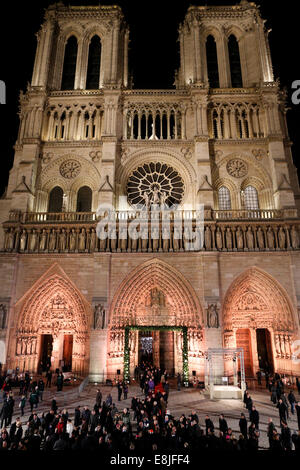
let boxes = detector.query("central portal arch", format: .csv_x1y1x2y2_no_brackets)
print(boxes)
108,259,204,378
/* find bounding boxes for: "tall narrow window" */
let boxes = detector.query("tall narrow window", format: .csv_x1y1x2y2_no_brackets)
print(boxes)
244,186,259,210
206,35,220,88
86,36,102,90
76,186,92,212
228,35,243,88
218,186,231,210
48,187,63,212
61,36,78,90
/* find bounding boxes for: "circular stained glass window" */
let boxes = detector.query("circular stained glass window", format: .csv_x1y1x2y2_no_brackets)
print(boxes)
127,162,185,207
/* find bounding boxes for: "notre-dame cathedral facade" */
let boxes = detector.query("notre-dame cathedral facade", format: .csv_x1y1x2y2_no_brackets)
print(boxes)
0,1,300,383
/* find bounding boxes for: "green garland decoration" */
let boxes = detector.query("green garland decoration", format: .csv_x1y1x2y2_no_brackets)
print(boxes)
123,325,189,384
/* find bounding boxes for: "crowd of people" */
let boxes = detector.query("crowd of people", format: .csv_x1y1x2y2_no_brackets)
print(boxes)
0,364,300,453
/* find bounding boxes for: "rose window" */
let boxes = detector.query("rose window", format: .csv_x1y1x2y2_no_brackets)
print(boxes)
127,162,185,207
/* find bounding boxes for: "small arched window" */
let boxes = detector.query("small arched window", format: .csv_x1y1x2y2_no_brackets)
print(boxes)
228,35,243,88
61,36,78,90
48,187,63,212
86,36,102,90
244,186,259,210
218,186,231,210
76,186,92,212
206,35,220,88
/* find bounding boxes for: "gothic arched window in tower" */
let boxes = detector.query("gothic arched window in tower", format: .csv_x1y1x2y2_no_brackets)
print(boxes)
218,186,231,210
86,36,102,90
228,35,243,88
127,162,185,207
243,185,259,210
61,36,78,91
48,186,64,213
206,35,220,88
76,186,92,212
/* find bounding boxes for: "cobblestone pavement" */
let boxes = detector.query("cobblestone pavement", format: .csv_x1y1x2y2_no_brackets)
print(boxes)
3,383,300,450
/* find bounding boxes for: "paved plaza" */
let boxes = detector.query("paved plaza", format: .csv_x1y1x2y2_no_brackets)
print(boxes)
3,382,300,450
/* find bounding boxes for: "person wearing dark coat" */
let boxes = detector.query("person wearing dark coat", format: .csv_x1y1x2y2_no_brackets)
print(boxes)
239,413,248,439
288,390,296,415
267,418,276,449
9,418,23,445
95,389,102,408
117,381,122,401
205,415,214,435
74,406,81,428
219,414,228,434
51,398,58,414
280,422,292,451
245,394,253,418
250,406,260,429
0,399,10,428
277,399,287,423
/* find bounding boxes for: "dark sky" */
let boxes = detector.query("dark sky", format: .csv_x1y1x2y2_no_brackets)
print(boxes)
0,0,299,197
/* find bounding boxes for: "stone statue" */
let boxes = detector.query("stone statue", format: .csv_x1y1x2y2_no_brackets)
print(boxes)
0,304,7,329
141,228,148,252
236,227,243,250
49,229,56,251
257,227,265,250
204,226,211,250
173,227,180,252
225,227,232,250
78,229,86,251
29,229,37,252
207,304,219,328
143,191,150,210
20,230,27,252
39,229,47,251
110,229,117,252
69,229,76,251
267,227,275,249
5,229,15,252
291,225,299,249
216,227,223,250
94,304,105,329
160,191,168,208
278,227,286,250
58,229,66,251
120,228,127,252
162,228,169,251
89,228,96,252
246,226,254,250
151,187,160,205
152,227,159,252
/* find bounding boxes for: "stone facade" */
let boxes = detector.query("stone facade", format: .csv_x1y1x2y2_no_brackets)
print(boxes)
0,2,300,381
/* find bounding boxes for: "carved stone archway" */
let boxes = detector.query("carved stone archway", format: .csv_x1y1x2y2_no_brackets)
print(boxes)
9,264,90,375
222,267,297,375
108,258,204,377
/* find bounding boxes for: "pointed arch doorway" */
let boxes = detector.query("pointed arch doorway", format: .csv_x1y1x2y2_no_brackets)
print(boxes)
9,264,90,376
223,267,296,377
108,259,204,381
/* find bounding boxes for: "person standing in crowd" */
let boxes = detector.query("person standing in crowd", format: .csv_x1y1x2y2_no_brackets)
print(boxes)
250,406,260,430
117,381,122,401
123,382,128,400
19,395,26,417
277,398,288,424
205,415,214,435
0,397,10,428
239,413,248,439
38,379,45,401
95,389,102,408
46,370,52,388
296,402,300,430
288,389,296,415
219,414,228,434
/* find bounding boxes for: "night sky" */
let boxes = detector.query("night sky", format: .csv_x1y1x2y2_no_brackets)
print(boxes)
0,0,299,197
